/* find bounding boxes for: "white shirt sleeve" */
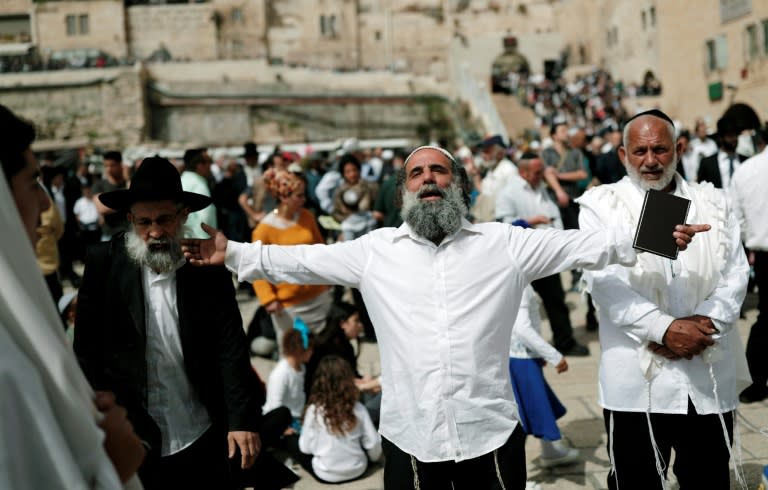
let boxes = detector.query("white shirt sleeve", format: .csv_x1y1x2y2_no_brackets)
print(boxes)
225,233,370,288
298,404,318,455
691,204,749,334
356,403,382,462
263,360,289,414
507,225,637,285
511,288,563,365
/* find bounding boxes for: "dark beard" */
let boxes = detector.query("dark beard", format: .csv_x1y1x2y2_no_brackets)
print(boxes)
125,227,184,273
401,182,467,243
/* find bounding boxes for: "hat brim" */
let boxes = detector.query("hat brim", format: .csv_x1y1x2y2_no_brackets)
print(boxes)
99,189,212,212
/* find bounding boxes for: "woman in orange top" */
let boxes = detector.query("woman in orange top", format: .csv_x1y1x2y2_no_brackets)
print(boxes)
252,169,332,355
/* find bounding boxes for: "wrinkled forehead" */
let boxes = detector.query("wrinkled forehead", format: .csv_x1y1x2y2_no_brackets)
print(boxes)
404,146,454,172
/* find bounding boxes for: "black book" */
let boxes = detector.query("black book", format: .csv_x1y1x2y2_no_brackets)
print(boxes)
633,189,691,260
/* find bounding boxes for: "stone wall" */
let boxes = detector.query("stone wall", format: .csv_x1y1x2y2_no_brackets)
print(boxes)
0,66,147,148
552,0,768,128
0,0,32,15
126,4,217,61
212,0,267,60
35,0,127,58
0,61,469,148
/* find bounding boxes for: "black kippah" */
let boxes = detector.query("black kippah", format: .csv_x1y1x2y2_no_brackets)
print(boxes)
625,109,674,127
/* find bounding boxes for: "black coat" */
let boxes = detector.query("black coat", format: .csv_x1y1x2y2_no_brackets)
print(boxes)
74,235,262,460
697,152,748,188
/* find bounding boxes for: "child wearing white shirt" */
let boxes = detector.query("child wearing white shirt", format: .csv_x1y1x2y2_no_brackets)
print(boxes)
295,355,381,483
263,325,314,433
509,285,579,468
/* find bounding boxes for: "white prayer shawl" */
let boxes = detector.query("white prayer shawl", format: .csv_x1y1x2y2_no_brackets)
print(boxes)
0,171,142,489
578,174,750,489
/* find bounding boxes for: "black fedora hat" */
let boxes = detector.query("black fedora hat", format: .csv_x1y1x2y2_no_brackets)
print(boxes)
98,156,212,212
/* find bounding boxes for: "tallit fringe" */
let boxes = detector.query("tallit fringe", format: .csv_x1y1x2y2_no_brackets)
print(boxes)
708,362,748,490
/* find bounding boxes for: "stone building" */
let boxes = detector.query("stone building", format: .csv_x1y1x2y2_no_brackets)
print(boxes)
553,0,768,127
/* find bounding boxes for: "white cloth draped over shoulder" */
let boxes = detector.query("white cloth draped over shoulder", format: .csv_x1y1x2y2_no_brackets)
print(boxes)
578,175,750,414
0,171,141,489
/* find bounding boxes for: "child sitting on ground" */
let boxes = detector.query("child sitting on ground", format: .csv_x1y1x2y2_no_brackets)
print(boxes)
293,355,381,483
263,321,314,434
508,285,579,468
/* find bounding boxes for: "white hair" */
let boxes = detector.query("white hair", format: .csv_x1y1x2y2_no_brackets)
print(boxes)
404,146,456,168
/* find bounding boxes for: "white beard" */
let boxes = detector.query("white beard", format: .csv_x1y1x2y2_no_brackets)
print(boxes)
624,158,678,192
401,181,467,242
124,224,185,273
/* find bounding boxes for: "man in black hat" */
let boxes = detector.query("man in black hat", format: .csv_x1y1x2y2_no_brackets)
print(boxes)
697,116,749,189
74,157,262,489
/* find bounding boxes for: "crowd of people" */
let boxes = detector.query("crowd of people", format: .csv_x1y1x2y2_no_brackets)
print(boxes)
1,89,767,490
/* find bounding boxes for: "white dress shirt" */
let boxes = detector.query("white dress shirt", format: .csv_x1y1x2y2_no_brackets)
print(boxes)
508,286,562,365
691,137,718,162
715,150,741,189
263,358,306,418
299,402,382,483
73,196,100,229
226,220,636,461
731,147,768,251
481,158,518,198
578,175,749,415
143,260,211,456
679,149,700,183
495,175,563,230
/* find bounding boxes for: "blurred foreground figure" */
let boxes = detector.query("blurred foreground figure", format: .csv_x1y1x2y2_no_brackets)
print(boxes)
0,104,144,488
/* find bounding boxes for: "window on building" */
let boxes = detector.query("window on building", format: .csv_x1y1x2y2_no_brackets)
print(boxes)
78,14,89,35
329,15,337,37
374,30,381,41
231,7,242,23
320,15,327,36
650,6,656,26
705,35,728,72
746,24,759,61
715,35,728,69
762,19,768,55
66,15,76,36
705,39,717,71
642,11,647,30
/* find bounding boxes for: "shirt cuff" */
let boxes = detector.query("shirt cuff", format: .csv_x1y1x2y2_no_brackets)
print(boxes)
610,228,638,266
649,314,676,344
224,240,247,275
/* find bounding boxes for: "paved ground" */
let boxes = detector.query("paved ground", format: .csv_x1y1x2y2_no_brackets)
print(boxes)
241,288,768,490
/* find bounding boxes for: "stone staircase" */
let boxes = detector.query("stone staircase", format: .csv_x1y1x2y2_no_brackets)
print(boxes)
491,93,537,140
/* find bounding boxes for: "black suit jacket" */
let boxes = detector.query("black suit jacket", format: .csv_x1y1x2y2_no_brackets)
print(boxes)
697,152,748,188
74,236,262,459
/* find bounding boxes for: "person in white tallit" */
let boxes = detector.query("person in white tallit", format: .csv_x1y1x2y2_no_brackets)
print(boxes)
578,109,751,490
0,104,145,489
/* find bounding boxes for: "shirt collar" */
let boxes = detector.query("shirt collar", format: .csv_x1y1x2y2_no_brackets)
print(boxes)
144,257,186,279
392,218,481,245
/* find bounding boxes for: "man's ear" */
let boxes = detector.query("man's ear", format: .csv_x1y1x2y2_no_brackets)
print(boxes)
618,145,627,165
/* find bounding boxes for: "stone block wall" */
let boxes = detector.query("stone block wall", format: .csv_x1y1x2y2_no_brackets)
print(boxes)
35,0,127,58
127,4,217,61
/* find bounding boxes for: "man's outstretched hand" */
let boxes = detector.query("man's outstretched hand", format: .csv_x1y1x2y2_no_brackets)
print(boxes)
181,223,228,266
674,224,710,251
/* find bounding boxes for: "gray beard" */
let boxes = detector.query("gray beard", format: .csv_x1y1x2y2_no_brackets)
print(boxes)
401,181,467,243
125,226,184,273
624,158,678,192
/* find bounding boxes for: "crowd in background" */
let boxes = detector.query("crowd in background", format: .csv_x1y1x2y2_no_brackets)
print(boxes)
33,78,768,484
